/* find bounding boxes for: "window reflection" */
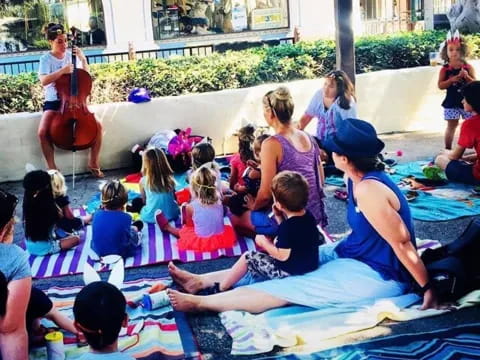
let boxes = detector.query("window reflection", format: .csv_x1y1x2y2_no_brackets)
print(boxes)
151,0,289,40
0,0,106,53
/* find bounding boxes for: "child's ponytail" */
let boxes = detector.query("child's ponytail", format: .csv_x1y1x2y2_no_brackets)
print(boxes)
191,166,218,205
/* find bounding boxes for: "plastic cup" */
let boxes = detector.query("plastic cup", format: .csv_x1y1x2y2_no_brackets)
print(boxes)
45,331,65,360
429,52,439,66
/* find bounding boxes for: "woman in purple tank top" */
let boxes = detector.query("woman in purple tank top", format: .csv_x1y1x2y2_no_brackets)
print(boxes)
231,86,327,237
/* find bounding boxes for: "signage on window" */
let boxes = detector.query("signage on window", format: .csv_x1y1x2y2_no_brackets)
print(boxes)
251,8,282,30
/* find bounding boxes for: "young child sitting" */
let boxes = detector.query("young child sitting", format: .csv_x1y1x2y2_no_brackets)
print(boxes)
229,124,256,193
0,271,79,345
73,282,134,360
227,134,269,216
216,171,324,292
189,142,229,197
435,81,480,185
48,169,92,234
177,165,236,252
91,181,143,258
23,170,80,256
127,148,180,237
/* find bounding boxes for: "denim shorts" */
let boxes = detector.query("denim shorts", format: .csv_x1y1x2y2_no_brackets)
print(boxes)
445,160,480,185
43,100,61,112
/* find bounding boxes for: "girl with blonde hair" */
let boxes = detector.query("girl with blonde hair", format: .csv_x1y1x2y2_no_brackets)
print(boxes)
128,148,180,237
177,165,236,252
48,169,92,233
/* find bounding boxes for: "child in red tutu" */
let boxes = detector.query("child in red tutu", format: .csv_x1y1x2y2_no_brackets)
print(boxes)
177,165,236,252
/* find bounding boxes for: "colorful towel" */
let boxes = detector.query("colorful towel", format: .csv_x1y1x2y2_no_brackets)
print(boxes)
221,289,480,356
268,322,480,360
29,278,198,360
327,161,480,221
25,209,257,279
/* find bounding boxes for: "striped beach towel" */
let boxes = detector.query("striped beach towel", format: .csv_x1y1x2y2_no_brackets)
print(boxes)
25,209,257,279
29,278,198,360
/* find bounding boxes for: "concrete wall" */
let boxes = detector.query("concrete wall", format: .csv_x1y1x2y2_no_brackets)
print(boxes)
1,60,479,182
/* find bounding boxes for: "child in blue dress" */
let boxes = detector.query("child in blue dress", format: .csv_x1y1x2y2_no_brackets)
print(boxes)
128,148,180,237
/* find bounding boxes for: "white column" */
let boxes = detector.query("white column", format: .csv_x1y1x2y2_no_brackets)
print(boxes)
102,0,157,52
424,0,434,30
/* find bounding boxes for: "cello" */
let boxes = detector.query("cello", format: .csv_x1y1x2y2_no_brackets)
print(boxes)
49,27,98,186
50,27,97,150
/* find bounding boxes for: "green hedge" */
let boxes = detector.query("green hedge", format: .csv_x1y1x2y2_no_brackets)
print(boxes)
1,30,479,114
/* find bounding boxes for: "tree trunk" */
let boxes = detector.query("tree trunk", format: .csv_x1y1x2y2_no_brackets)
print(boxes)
447,0,480,33
334,0,356,84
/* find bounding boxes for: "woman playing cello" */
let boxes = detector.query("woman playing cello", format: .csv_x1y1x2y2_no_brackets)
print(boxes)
37,23,103,177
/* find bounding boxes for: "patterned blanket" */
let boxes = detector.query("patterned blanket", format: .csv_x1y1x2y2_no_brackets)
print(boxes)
25,209,257,279
29,278,199,359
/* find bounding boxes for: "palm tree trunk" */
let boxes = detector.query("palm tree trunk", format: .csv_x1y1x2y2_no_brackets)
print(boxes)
447,0,480,33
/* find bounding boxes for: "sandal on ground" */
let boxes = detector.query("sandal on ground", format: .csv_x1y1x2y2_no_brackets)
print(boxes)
88,167,104,178
405,190,419,202
334,189,348,201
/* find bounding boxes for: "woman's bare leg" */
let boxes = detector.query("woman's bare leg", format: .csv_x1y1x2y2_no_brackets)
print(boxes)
37,110,57,170
168,287,289,313
168,262,231,294
88,121,103,170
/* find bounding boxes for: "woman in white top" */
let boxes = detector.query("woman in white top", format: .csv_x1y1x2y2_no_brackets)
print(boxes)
298,70,357,162
38,23,103,177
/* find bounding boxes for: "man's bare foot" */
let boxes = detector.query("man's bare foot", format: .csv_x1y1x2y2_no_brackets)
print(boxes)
167,289,202,312
168,262,204,294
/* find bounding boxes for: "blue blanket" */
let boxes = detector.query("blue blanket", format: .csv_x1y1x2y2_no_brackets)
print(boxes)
327,161,480,221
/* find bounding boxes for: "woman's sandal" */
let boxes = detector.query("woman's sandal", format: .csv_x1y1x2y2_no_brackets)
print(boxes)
405,190,419,202
88,167,105,178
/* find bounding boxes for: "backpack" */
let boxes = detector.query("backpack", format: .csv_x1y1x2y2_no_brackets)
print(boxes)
421,218,480,302
130,129,210,173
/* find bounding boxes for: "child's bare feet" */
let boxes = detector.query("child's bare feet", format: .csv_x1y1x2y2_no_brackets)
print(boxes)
167,262,204,294
167,289,202,312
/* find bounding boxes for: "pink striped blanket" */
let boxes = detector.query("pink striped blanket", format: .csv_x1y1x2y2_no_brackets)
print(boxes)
25,209,258,279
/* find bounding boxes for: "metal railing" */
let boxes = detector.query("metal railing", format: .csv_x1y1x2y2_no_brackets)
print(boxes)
434,0,456,14
0,60,39,76
0,38,294,75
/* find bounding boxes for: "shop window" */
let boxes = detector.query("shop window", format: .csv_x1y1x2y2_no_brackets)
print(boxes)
360,0,378,20
411,0,424,20
0,0,106,53
151,0,289,41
